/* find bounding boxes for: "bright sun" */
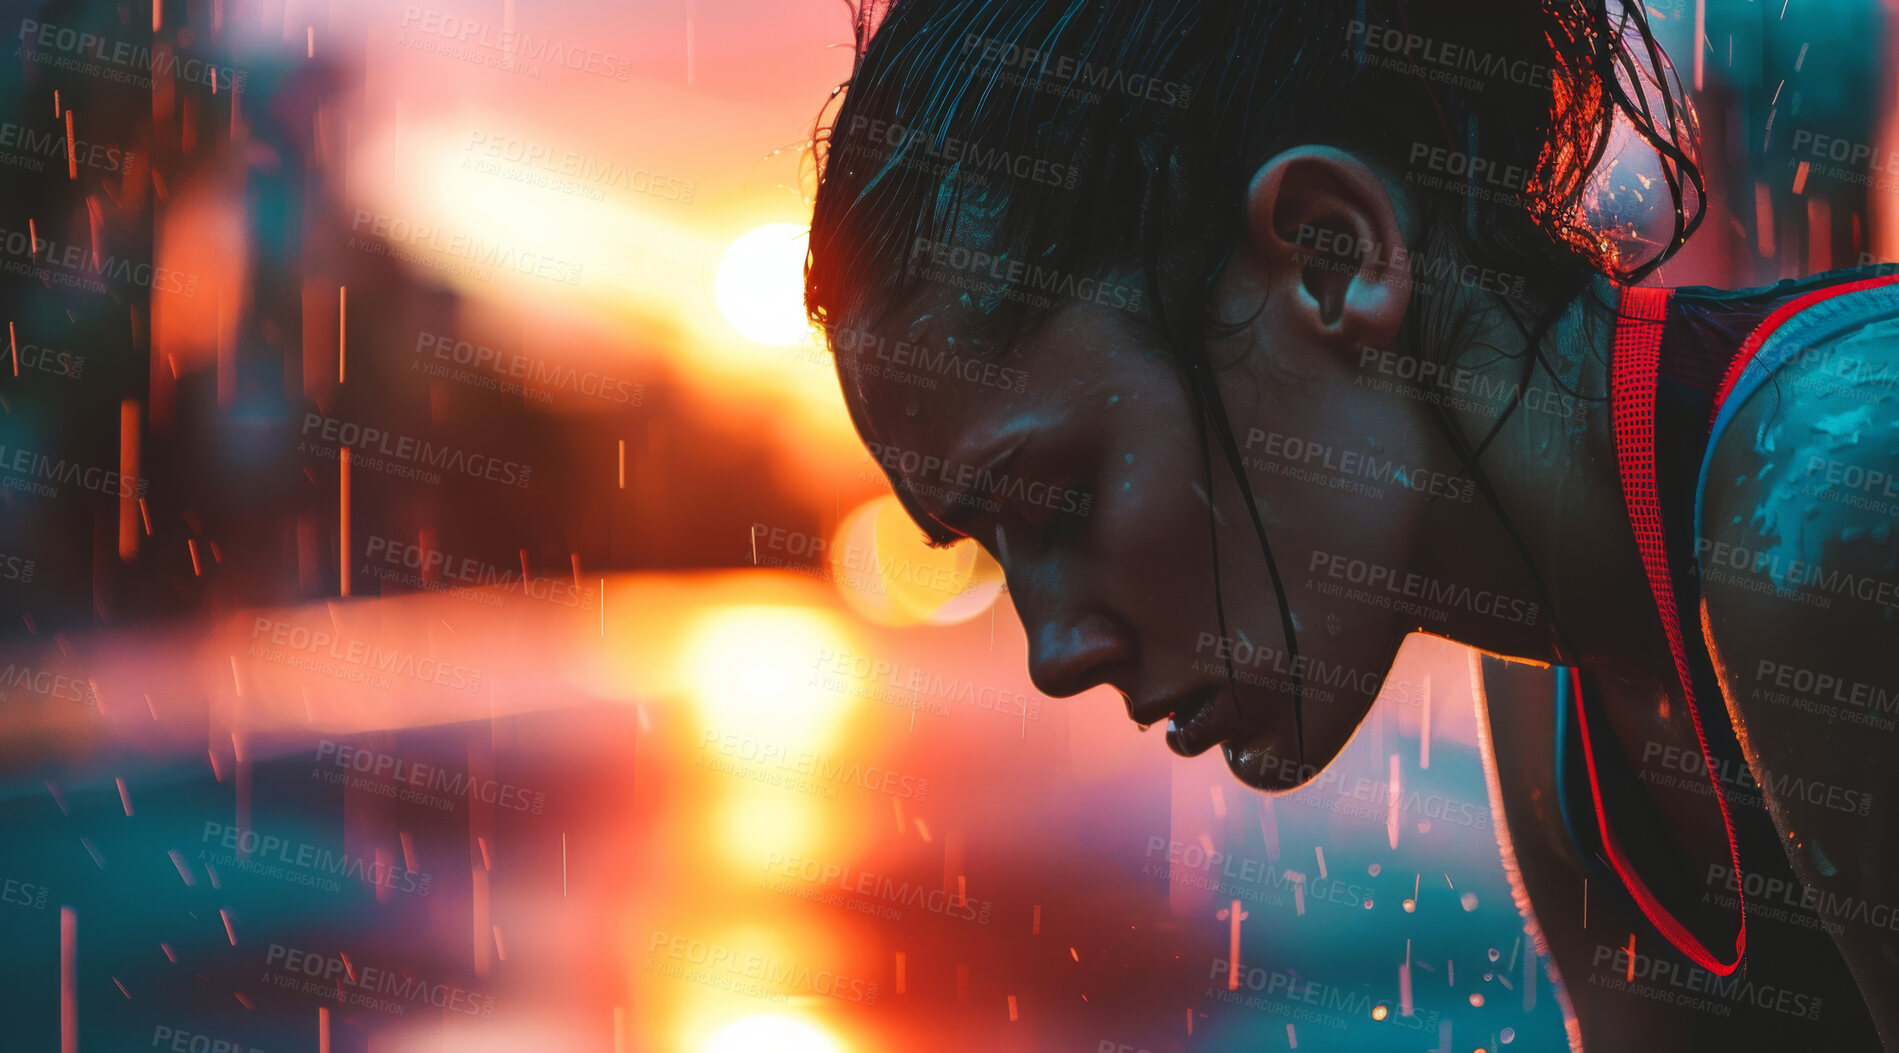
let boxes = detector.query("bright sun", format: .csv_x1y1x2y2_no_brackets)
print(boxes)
713,223,813,346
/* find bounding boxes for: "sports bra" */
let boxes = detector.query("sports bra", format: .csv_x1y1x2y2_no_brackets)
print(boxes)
1558,266,1899,975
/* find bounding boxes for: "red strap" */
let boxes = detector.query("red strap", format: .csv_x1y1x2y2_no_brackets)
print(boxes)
1601,284,1746,976
1713,271,1899,412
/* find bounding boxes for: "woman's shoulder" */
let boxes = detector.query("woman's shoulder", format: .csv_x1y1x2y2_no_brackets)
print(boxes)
1692,272,1899,1024
1696,271,1899,668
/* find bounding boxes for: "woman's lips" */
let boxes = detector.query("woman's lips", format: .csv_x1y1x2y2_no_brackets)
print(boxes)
1125,687,1241,757
1161,689,1236,757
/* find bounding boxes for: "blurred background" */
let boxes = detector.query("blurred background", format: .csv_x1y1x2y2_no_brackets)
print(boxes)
0,0,1892,1049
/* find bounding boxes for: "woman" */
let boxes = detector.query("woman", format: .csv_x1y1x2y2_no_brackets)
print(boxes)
805,0,1899,1048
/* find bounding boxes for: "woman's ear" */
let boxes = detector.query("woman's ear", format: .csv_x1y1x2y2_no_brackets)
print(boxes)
1230,145,1410,353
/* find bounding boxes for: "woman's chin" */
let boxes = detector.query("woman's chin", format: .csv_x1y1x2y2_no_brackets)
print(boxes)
1220,728,1310,791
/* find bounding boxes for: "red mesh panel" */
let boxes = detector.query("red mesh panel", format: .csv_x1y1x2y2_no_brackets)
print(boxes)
1599,283,1746,976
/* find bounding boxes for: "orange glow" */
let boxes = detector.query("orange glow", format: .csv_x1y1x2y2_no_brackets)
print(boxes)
701,1016,840,1053
714,786,817,866
681,604,856,747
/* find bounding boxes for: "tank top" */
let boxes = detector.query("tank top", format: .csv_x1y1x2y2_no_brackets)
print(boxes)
1561,265,1899,974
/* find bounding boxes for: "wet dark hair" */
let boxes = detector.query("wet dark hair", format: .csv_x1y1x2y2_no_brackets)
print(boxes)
804,0,1702,770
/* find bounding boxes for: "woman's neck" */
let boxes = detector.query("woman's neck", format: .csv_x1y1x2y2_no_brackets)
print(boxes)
1425,273,1682,690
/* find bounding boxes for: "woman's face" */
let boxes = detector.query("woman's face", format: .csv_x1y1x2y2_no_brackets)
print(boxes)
837,259,1438,789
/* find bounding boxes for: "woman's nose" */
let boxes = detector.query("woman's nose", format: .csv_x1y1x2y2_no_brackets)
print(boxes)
1025,611,1132,698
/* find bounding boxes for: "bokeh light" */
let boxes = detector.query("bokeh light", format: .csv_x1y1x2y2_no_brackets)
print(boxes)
683,604,858,748
829,495,1004,626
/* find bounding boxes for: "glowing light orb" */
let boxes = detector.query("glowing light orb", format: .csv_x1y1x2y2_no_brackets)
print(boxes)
715,786,815,867
714,224,813,345
829,495,1004,626
702,1016,840,1053
683,605,855,748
